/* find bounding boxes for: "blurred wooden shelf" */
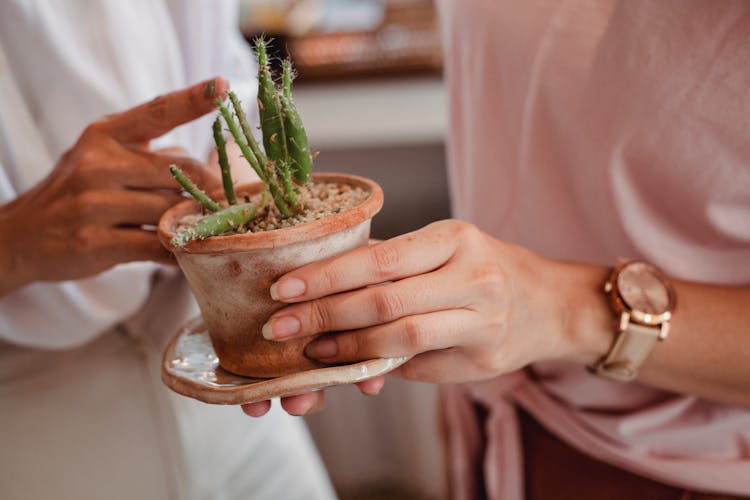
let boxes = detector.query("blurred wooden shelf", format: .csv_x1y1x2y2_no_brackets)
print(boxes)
287,26,442,80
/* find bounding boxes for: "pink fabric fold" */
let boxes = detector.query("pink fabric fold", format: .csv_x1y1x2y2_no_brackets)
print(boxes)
442,373,527,500
443,370,750,499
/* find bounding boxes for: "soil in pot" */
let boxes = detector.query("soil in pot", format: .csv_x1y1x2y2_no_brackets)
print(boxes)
175,180,370,235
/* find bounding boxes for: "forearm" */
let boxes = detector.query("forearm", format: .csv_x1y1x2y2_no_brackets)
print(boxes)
557,261,750,408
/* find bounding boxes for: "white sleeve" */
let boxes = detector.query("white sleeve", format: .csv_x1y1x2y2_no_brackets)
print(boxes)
0,1,254,350
0,7,160,350
0,264,158,350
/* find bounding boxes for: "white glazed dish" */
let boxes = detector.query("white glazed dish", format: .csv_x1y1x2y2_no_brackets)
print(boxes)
162,316,410,405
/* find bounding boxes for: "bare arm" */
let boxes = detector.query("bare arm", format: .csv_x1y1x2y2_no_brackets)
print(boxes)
552,261,750,407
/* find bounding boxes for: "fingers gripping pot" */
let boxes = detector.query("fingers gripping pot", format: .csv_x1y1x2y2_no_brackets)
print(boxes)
158,173,383,378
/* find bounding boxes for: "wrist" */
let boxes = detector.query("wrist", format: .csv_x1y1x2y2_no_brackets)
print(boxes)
552,261,614,366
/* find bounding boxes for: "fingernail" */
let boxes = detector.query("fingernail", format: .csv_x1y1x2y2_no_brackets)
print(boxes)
270,278,306,301
306,338,338,359
262,315,300,340
203,79,216,98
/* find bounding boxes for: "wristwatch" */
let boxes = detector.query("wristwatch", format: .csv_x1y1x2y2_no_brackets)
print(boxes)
591,259,676,382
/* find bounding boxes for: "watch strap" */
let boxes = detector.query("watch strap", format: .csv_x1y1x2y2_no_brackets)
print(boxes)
591,322,660,381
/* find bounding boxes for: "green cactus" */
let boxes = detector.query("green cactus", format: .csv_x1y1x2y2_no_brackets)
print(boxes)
212,117,236,205
171,203,257,247
169,165,221,213
281,59,293,99
170,37,315,245
280,93,312,183
255,38,288,166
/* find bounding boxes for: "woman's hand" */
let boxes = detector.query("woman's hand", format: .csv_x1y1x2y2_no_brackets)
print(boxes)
0,78,226,296
260,219,578,383
240,219,608,417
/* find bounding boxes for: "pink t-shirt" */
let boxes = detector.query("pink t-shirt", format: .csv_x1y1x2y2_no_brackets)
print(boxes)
436,0,750,497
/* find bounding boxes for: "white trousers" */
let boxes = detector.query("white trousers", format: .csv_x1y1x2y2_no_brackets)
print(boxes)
0,273,336,500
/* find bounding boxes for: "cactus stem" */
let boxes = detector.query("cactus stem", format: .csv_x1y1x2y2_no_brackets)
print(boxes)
171,203,257,247
216,98,267,184
279,92,312,183
255,38,288,166
212,118,236,205
228,91,268,173
169,164,221,212
278,160,299,208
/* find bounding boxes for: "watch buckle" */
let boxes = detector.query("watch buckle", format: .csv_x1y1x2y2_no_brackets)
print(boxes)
658,322,670,341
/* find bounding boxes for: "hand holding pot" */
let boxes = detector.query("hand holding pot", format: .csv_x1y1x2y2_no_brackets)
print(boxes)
0,78,225,297
242,219,602,415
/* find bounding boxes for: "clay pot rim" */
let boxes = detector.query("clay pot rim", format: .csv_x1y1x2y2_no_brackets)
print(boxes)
158,172,383,254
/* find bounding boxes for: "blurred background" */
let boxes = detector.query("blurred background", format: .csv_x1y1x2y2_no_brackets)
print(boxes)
239,1,448,498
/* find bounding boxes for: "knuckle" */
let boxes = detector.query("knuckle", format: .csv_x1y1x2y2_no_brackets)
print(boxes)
472,263,507,299
473,351,498,374
402,317,426,349
455,221,483,243
430,218,458,232
72,225,101,253
81,121,105,139
432,220,485,253
307,300,333,333
73,143,102,169
336,334,362,360
146,95,169,123
318,265,343,293
473,345,508,374
373,288,407,321
70,192,98,219
369,243,401,279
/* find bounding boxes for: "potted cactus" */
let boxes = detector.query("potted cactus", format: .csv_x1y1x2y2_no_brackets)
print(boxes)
158,39,383,378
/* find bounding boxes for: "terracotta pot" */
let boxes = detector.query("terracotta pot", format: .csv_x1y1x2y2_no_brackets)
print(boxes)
158,173,384,378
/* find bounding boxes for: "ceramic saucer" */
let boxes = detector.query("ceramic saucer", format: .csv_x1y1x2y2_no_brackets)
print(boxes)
162,316,410,405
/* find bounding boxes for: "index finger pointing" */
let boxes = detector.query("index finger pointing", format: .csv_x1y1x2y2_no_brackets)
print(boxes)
98,77,229,144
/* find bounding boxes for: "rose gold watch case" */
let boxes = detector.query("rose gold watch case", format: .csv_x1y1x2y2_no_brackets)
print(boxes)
604,259,676,340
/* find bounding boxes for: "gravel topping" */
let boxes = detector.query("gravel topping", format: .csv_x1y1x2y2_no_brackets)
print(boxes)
175,181,369,235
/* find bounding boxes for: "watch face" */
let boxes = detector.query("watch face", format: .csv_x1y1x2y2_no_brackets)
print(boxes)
617,262,671,315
